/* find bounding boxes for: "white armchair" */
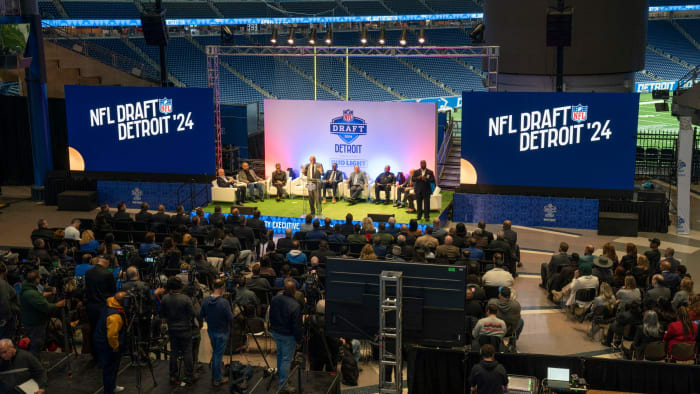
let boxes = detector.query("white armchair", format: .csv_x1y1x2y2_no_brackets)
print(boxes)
430,185,443,211
211,180,238,203
343,180,369,201
369,183,397,202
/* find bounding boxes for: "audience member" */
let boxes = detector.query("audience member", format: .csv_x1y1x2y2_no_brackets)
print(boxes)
664,306,698,360
246,263,272,292
20,270,66,359
436,235,460,262
415,226,438,250
631,255,650,289
489,287,523,338
359,244,377,260
482,254,514,288
472,304,507,340
660,261,681,294
628,310,664,360
64,219,81,241
300,214,314,232
306,219,328,241
620,243,638,271
616,275,641,309
0,338,47,393
541,242,569,288
661,247,680,273
371,223,394,246
340,214,355,236
286,241,307,265
672,277,693,310
645,274,671,308
645,238,661,273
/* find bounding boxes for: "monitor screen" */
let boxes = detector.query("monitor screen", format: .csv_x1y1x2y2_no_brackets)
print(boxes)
547,367,569,382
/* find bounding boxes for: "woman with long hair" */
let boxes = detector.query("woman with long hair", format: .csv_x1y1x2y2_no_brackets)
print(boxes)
79,229,99,253
672,277,694,310
593,282,616,311
616,275,641,309
630,255,650,288
664,306,698,359
628,310,664,360
359,244,377,260
620,243,638,271
602,242,619,267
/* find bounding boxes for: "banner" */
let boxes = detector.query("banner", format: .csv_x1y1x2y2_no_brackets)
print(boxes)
65,85,215,175
264,100,436,181
98,181,211,212
677,117,693,235
452,193,599,230
461,92,639,190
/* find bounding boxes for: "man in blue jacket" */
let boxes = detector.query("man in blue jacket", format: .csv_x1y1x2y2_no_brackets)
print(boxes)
199,279,234,387
270,278,302,387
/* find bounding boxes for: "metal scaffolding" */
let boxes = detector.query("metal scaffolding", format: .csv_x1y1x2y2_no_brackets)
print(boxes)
379,270,403,394
205,45,499,167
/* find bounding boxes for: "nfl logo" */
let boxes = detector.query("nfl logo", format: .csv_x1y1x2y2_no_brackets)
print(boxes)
159,98,172,115
571,104,588,123
343,109,354,122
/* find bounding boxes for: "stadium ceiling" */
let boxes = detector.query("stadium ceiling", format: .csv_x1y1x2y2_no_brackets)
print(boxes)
42,5,700,28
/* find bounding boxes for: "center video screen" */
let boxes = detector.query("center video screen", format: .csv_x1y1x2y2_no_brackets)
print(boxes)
460,92,639,191
65,85,215,176
264,99,437,179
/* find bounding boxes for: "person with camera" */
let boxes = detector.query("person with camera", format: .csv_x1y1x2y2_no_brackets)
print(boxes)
121,267,154,357
199,278,234,387
0,262,20,340
270,278,303,388
93,291,127,394
0,338,47,394
85,256,116,364
161,277,198,385
19,270,66,360
308,300,340,372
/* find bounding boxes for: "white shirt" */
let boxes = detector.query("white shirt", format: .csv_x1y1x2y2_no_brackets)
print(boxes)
64,225,80,241
482,268,514,288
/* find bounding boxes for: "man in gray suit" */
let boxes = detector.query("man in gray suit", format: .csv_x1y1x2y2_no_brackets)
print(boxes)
347,165,368,204
540,242,569,288
302,156,323,215
644,274,671,308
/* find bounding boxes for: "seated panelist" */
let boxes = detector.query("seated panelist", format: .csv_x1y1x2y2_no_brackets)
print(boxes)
322,163,344,204
374,165,395,205
215,168,247,202
237,162,265,202
271,163,288,202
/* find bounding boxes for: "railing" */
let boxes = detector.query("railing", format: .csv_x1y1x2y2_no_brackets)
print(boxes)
634,128,700,183
41,24,161,82
436,118,454,181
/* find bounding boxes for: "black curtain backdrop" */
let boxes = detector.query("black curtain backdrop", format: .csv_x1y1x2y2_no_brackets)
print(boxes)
407,347,700,394
0,95,68,186
599,199,670,233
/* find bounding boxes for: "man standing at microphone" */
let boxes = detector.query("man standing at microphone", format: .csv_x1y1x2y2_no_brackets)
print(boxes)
411,160,435,222
303,156,323,215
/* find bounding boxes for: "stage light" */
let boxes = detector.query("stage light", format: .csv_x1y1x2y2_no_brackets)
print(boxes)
287,27,295,45
469,22,485,44
325,26,333,45
399,28,407,46
360,25,368,45
270,27,278,44
308,27,317,45
378,27,386,45
418,27,426,44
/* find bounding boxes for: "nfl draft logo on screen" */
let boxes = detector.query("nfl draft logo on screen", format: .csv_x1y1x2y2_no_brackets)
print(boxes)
330,110,367,154
571,104,588,123
544,203,557,223
159,98,172,115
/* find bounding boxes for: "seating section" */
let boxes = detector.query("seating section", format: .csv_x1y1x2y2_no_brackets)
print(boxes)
643,49,691,80
342,1,390,16
676,19,700,45
61,1,140,18
425,0,482,13
91,38,160,77
214,1,286,17
38,1,62,18
647,20,700,67
279,1,348,16
635,72,657,83
162,2,217,18
382,0,432,14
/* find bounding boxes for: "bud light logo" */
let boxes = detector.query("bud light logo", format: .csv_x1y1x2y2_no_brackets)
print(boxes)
159,98,172,115
571,104,588,123
330,109,367,144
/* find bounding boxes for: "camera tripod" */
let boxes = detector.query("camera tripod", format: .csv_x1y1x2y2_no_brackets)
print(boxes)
46,289,77,377
124,294,157,394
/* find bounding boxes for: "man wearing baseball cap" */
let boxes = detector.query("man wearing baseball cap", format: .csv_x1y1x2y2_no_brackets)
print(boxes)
645,238,661,274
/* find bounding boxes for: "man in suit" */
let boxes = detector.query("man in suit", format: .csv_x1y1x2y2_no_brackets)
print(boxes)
489,231,514,274
216,168,247,203
247,210,268,244
374,165,395,205
436,235,460,262
540,242,569,288
238,162,265,202
234,217,256,251
134,202,152,225
395,170,414,208
277,228,294,253
322,163,343,204
150,205,171,233
502,220,520,267
171,205,191,227
477,221,494,244
305,220,328,241
303,156,324,215
347,166,368,204
112,202,132,223
644,274,671,308
271,163,288,202
645,238,662,274
411,160,435,221
340,213,355,236
661,247,681,272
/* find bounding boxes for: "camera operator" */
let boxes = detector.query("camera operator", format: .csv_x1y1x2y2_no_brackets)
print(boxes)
199,278,234,387
270,278,303,388
233,276,259,312
0,262,20,340
19,270,66,360
161,277,198,385
192,252,217,289
85,256,116,364
93,291,127,394
121,267,155,357
0,338,47,394
308,300,339,372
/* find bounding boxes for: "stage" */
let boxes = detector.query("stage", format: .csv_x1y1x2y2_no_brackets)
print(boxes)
202,192,453,234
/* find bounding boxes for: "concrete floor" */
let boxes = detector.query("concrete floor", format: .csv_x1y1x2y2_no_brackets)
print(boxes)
4,184,700,391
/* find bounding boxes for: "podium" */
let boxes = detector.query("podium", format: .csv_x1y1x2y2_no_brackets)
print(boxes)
303,179,322,217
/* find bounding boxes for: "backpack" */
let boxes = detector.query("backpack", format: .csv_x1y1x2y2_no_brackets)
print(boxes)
340,345,359,386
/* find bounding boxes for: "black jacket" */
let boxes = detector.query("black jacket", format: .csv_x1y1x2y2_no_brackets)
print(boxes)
171,214,191,227
0,348,47,390
161,292,195,334
411,168,435,196
270,292,302,342
208,212,226,227
234,226,256,251
340,223,355,236
150,212,171,231
135,211,152,224
277,237,294,253
469,359,507,394
548,253,570,275
113,210,133,223
85,265,116,305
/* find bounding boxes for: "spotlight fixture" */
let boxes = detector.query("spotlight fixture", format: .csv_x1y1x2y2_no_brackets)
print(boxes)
287,27,295,45
469,22,485,44
418,28,426,44
325,26,333,45
378,27,386,45
308,27,317,45
399,27,407,46
360,25,368,45
270,27,278,44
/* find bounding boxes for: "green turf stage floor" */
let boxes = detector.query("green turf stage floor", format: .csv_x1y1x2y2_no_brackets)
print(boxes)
204,191,453,224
